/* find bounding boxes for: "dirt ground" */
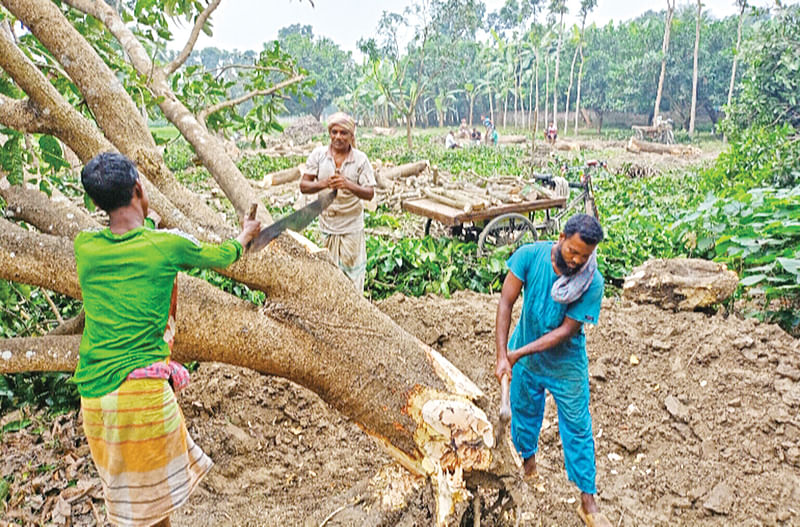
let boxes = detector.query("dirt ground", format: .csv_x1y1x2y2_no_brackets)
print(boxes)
3,290,800,526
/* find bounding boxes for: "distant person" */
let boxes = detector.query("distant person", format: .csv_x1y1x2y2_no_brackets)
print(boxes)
495,214,611,527
73,152,260,527
490,126,499,146
546,121,558,145
458,118,470,138
445,130,460,149
301,112,376,293
471,127,482,144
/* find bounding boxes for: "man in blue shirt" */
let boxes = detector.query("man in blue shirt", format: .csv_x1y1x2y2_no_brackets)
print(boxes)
495,214,611,527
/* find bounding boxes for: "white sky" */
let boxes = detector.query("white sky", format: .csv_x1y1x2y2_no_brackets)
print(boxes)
169,0,787,57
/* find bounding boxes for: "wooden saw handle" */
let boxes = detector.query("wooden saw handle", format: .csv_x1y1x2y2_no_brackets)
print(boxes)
499,373,511,424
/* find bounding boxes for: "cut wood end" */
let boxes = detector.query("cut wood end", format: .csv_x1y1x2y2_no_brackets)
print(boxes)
284,230,326,254
423,345,484,399
368,464,425,512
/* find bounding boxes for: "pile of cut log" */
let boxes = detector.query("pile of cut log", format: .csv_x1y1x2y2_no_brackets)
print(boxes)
250,158,566,214
374,162,563,213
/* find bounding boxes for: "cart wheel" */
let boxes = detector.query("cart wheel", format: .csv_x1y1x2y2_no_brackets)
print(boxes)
478,213,538,255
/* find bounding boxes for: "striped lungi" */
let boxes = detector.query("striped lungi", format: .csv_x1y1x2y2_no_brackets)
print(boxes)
81,378,212,527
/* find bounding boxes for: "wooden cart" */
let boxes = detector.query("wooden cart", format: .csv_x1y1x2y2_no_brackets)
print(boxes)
402,196,566,254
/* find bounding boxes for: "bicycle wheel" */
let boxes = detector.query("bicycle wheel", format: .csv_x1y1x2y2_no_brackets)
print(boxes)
477,213,538,255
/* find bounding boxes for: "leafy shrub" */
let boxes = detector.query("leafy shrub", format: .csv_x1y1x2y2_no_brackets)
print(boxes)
163,138,194,172
237,154,305,180
366,236,513,300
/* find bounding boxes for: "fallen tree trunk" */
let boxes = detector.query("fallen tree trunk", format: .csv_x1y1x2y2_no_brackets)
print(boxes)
626,137,698,156
497,135,528,144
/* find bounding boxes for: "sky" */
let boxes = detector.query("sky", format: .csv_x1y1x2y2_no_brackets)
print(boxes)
168,0,788,57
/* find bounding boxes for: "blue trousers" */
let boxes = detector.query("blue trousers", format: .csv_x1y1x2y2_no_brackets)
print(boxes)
510,365,597,494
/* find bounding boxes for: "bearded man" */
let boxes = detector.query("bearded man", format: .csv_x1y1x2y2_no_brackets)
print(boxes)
300,112,376,293
494,214,612,527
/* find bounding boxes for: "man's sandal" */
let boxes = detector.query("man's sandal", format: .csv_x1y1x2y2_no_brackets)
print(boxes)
576,503,612,527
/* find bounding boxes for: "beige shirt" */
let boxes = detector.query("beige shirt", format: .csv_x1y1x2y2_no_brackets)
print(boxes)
304,146,376,235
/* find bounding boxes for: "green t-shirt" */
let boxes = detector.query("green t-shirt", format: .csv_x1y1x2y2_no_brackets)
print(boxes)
72,220,242,398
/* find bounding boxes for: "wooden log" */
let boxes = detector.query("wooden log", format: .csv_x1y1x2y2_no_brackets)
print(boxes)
423,188,472,213
380,160,429,180
626,137,698,156
497,135,527,144
554,139,583,151
262,164,304,187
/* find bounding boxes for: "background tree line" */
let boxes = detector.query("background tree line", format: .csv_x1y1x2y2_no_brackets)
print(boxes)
259,0,771,142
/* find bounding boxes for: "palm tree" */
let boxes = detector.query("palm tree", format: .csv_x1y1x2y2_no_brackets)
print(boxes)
568,0,597,135
653,0,676,124
549,0,568,134
726,0,748,108
688,0,702,136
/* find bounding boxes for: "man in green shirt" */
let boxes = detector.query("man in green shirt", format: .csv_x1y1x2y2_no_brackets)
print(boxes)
74,152,259,527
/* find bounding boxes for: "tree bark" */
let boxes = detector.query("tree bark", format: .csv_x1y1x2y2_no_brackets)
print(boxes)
727,2,746,108
653,0,675,124
688,0,701,136
552,8,565,134
564,34,580,135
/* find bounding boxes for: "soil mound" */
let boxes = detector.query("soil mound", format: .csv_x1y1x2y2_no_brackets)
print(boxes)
2,291,798,526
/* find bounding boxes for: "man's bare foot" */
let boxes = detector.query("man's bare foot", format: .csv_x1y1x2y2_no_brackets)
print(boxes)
581,492,599,514
523,456,537,478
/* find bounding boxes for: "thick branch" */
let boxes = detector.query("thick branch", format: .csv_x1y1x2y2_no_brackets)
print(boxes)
4,0,227,236
0,178,95,237
0,335,82,372
62,0,272,225
0,218,81,298
0,94,49,133
198,74,305,124
0,30,201,240
165,0,223,76
48,311,85,336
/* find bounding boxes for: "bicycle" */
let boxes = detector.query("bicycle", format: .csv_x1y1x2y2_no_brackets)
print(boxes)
531,159,604,236
473,160,605,254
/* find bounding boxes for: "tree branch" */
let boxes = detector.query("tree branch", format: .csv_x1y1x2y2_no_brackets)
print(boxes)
0,335,82,373
0,94,50,133
165,0,223,76
198,74,305,123
62,0,272,225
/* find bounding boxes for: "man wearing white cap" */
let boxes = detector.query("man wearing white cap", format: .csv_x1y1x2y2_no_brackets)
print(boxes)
300,112,376,292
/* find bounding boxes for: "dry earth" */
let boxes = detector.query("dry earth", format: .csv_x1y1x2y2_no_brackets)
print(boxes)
2,290,800,526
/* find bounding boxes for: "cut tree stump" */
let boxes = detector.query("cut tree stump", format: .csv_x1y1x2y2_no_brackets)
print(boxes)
622,258,739,311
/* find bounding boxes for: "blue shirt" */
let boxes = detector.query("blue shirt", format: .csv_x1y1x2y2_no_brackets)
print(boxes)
507,242,604,380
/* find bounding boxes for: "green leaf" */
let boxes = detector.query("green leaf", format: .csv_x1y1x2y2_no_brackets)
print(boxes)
777,258,800,276
741,274,768,286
